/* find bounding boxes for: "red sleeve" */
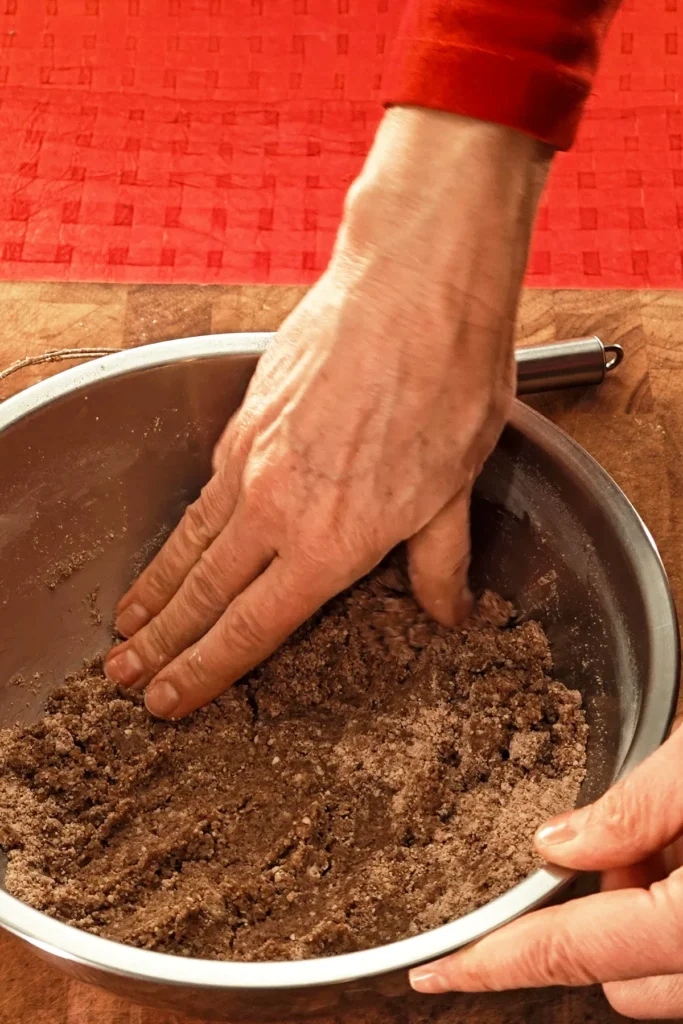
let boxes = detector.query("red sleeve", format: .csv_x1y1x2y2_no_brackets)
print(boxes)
384,0,621,150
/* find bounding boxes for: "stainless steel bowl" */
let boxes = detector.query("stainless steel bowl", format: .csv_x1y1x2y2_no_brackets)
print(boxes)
0,336,678,1021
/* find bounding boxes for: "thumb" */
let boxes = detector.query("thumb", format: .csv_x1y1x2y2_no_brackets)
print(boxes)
410,870,683,993
534,723,683,871
407,492,473,627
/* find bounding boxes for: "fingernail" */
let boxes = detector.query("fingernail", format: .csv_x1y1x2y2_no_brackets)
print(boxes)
104,648,144,687
535,811,579,848
145,681,180,719
409,968,450,995
116,602,150,637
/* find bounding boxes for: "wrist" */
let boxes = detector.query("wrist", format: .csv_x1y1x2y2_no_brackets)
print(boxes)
334,107,551,285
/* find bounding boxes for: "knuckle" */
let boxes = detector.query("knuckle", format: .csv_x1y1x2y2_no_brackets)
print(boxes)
213,415,245,467
443,957,498,994
296,534,336,572
227,411,253,454
298,523,379,577
241,464,277,516
295,543,351,594
183,496,215,548
531,929,595,987
142,616,177,669
185,648,211,689
591,779,647,843
225,600,264,653
411,546,469,586
185,552,229,615
140,559,177,604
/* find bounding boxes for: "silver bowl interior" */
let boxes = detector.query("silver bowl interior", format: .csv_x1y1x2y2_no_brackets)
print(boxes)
0,335,678,1019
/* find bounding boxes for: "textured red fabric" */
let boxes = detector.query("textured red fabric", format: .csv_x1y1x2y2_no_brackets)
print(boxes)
0,0,679,289
385,0,621,150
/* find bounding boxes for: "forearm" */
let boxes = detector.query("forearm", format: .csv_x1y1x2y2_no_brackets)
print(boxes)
385,0,622,150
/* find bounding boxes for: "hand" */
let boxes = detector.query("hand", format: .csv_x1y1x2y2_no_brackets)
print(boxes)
409,720,683,1020
104,107,550,720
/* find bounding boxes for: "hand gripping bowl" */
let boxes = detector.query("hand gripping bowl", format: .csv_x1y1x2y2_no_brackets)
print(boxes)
0,335,679,1021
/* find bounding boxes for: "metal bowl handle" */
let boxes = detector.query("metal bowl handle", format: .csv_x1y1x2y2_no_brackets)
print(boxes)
516,336,624,395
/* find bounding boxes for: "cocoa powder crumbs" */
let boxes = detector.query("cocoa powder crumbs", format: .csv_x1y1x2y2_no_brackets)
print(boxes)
0,562,587,961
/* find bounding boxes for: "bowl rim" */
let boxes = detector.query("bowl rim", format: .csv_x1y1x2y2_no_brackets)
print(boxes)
0,334,678,990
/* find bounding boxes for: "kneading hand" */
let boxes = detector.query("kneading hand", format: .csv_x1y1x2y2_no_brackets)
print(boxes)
104,107,549,720
410,721,683,1021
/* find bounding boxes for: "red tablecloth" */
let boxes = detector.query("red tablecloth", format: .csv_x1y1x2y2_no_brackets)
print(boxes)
0,0,680,287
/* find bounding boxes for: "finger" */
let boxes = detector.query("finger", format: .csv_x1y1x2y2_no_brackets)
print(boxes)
409,871,683,993
601,856,667,894
104,507,274,691
604,975,683,1020
212,407,250,474
114,464,240,637
407,492,473,627
143,556,344,719
534,725,683,871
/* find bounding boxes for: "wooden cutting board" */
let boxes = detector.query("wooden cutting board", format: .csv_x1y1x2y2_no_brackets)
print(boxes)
1,282,681,1024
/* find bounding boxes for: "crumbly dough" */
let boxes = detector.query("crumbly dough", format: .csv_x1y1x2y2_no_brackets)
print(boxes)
0,561,587,961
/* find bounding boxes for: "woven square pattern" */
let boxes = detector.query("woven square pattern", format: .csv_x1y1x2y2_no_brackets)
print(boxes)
0,0,680,287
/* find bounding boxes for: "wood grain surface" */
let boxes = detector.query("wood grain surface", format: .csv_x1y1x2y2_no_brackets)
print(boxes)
1,283,681,1024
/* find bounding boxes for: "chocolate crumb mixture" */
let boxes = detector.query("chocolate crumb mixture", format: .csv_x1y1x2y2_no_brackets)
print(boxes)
0,564,587,961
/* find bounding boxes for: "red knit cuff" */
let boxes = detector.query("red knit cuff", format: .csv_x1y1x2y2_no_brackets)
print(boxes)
384,43,591,152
